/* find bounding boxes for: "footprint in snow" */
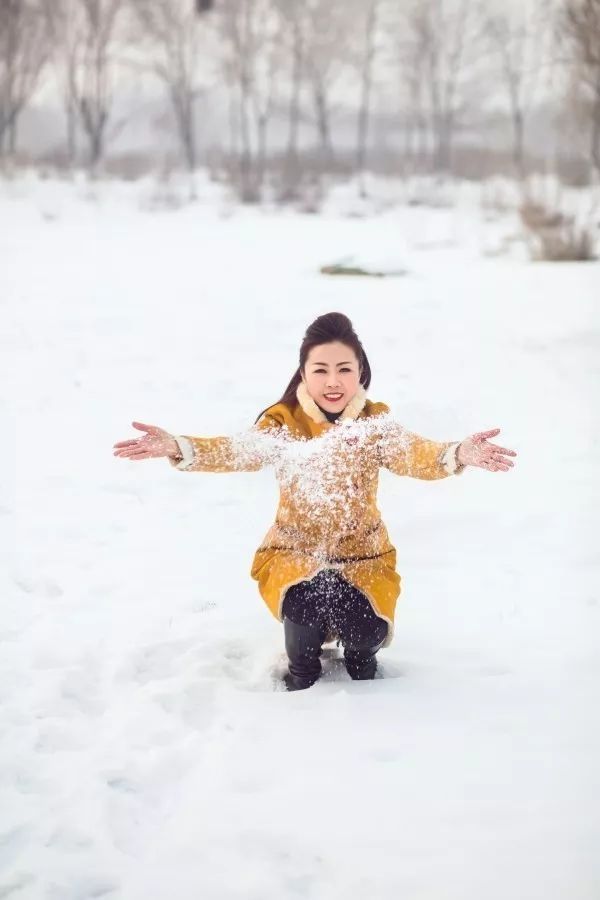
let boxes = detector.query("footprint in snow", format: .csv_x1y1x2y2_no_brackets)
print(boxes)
115,638,197,685
45,877,119,900
0,826,31,870
0,874,36,899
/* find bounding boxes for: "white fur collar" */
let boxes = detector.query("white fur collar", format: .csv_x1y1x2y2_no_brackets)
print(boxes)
296,382,367,424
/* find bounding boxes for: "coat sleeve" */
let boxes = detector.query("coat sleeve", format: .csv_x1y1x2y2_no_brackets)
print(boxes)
167,412,284,473
378,420,466,480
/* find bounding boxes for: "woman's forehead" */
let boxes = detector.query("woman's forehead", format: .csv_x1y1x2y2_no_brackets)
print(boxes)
306,342,358,365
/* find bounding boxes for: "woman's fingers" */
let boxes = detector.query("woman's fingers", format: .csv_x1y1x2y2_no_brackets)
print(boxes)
114,440,144,452
114,444,148,456
491,452,514,465
487,443,517,456
114,422,166,449
484,457,510,471
114,435,171,459
118,449,154,459
474,428,501,441
132,421,163,435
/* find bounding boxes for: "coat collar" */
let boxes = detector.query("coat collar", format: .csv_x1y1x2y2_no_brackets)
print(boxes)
296,382,367,424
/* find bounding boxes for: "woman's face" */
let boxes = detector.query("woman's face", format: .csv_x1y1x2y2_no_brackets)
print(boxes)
301,341,362,414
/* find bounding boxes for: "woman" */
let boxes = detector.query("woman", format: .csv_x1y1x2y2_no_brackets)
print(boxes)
113,312,517,690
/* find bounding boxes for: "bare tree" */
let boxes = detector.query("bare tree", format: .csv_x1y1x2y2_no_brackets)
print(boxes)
218,0,282,201
250,10,280,188
394,0,486,175
302,0,352,166
485,2,553,182
559,0,600,175
0,0,48,160
276,0,305,176
386,5,429,172
219,0,255,198
68,0,124,173
355,0,380,194
131,0,211,182
42,0,81,167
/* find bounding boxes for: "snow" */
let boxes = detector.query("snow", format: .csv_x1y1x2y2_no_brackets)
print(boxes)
2,173,600,899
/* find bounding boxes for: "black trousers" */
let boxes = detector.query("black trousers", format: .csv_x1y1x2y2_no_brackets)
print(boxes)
282,568,388,652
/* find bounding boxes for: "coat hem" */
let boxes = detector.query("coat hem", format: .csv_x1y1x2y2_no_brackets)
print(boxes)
275,562,395,649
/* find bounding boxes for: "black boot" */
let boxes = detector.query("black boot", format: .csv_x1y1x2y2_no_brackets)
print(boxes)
283,617,325,691
344,646,381,680
343,622,388,681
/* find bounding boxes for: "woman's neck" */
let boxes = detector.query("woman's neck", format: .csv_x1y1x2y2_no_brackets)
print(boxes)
315,403,340,423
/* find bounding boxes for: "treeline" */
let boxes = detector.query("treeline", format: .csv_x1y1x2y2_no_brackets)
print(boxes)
1,0,599,198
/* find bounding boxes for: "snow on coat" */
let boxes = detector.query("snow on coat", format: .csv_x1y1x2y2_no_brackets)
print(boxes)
169,383,465,647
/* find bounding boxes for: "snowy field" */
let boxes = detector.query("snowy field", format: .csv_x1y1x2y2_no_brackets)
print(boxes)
2,173,600,899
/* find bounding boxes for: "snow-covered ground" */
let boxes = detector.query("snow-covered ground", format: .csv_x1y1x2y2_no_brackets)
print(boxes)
2,173,600,900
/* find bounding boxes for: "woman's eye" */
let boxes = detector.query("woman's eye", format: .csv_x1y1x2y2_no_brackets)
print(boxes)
314,368,351,373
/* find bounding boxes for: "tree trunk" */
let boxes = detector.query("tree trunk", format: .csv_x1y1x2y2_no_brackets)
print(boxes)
227,85,238,161
66,98,77,168
286,21,302,166
89,127,103,174
1,79,10,159
402,113,411,171
429,77,442,173
0,104,6,159
592,74,600,175
0,104,19,161
8,112,17,155
505,67,526,181
356,1,377,196
512,106,525,180
256,111,268,189
239,79,253,200
313,81,333,166
173,90,196,174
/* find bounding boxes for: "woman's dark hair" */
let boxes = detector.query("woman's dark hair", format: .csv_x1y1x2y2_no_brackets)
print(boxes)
254,312,372,424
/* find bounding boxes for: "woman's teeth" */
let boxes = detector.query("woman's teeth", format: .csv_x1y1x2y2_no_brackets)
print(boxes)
325,394,343,400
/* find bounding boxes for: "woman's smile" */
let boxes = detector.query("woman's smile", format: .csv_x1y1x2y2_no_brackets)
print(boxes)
302,340,362,411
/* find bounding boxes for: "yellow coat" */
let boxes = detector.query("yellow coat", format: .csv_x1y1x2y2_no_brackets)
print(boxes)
169,383,465,647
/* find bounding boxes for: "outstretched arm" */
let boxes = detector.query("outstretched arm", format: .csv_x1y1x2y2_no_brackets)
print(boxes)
379,422,466,480
113,414,284,473
378,423,516,480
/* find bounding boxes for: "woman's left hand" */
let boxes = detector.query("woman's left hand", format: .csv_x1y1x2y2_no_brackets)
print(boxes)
456,428,517,472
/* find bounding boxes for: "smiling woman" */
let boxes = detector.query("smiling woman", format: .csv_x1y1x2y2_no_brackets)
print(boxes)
252,312,373,426
304,342,361,411
113,311,517,691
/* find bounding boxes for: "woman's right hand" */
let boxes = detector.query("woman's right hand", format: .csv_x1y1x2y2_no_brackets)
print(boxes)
113,421,182,461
